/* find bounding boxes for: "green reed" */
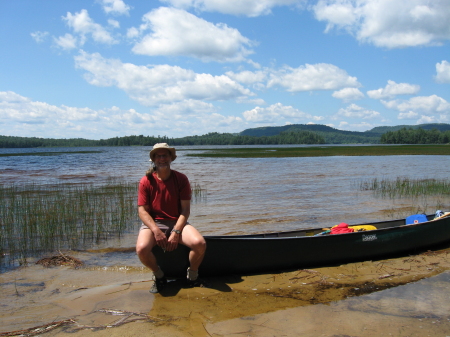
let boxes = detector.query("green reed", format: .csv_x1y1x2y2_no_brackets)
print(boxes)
192,182,207,202
357,177,450,219
0,179,207,268
187,145,450,158
0,181,139,267
358,177,450,199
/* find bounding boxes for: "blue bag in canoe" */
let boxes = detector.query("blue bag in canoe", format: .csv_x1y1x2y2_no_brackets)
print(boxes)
405,214,428,225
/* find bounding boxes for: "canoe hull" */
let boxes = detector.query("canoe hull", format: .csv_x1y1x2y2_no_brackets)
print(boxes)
153,215,450,277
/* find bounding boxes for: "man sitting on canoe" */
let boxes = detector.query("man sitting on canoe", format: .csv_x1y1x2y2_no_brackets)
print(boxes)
136,143,207,293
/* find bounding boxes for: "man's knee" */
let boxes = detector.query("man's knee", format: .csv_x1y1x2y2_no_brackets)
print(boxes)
136,241,152,257
193,237,207,254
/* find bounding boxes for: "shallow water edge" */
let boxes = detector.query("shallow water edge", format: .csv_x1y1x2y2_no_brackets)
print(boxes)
1,245,450,336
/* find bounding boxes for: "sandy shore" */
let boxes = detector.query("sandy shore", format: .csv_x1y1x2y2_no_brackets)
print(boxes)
2,247,450,337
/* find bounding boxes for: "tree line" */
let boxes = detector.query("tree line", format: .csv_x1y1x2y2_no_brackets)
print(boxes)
0,131,325,148
2,126,449,148
380,128,450,144
0,136,97,148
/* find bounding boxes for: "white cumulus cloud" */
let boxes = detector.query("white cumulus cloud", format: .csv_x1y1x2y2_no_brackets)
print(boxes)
0,90,246,138
0,91,103,124
108,19,120,28
131,7,254,62
312,0,450,48
161,0,304,17
382,95,450,114
126,27,139,39
367,80,420,99
398,111,419,120
99,0,131,15
62,9,117,45
31,31,49,43
267,63,360,92
334,103,380,119
152,100,246,135
53,33,79,50
243,103,323,123
74,51,254,106
225,70,267,85
416,115,439,124
332,87,364,101
435,60,450,83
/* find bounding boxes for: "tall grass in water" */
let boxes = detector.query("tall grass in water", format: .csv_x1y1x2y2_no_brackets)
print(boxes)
358,177,450,218
192,182,207,202
359,177,450,199
0,180,207,268
0,180,139,268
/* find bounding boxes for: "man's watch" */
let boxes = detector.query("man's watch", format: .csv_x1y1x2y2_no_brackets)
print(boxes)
172,229,182,234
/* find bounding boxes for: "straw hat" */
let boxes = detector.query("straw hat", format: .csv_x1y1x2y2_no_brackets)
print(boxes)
149,143,177,161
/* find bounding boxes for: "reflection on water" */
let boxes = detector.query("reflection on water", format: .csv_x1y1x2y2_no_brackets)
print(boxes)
206,271,450,336
347,270,450,318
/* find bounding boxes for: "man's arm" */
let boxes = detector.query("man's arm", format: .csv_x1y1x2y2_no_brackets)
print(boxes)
166,199,190,251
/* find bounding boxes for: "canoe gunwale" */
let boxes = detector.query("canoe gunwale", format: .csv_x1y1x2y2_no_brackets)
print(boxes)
203,214,435,240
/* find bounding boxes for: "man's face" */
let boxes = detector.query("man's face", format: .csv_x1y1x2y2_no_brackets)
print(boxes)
153,149,172,168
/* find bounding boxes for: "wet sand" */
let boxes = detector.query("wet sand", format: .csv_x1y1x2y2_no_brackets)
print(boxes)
2,247,450,336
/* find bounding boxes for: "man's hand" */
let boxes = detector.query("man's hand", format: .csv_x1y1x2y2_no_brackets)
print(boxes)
154,230,168,250
166,232,180,251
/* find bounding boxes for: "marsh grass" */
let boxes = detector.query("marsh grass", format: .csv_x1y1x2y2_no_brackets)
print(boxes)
358,177,450,219
0,180,139,268
187,145,450,158
192,182,207,202
359,177,450,199
0,179,207,269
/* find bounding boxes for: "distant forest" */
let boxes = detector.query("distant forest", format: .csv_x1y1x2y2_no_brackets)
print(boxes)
0,130,325,148
1,123,450,148
380,127,450,144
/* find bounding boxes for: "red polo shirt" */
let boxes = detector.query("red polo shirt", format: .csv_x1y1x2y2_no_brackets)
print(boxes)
138,170,191,220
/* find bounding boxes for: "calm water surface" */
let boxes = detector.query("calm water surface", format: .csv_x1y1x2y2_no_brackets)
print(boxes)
1,146,448,236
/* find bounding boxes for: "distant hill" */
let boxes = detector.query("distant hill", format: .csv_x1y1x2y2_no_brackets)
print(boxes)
240,124,381,144
240,124,333,136
239,123,450,144
369,123,450,134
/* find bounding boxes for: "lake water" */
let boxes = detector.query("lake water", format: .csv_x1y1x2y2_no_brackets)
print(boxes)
1,145,450,335
1,145,449,269
1,145,448,236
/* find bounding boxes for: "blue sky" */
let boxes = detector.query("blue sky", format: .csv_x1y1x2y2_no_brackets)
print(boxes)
1,0,449,139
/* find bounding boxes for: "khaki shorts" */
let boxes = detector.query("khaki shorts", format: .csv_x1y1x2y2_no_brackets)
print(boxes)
140,219,190,238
